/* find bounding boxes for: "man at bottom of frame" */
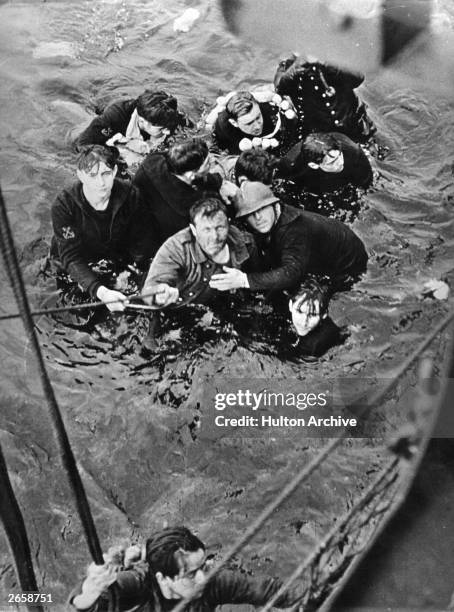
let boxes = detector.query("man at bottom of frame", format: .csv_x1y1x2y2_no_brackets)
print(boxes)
69,526,306,611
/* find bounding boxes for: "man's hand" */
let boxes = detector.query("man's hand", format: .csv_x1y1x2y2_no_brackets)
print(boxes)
209,266,249,291
96,286,129,312
219,180,239,205
142,283,179,308
72,563,118,610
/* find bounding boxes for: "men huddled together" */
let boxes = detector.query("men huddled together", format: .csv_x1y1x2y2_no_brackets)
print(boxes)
51,53,377,356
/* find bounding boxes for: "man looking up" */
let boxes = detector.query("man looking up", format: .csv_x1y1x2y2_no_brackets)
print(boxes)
69,525,306,611
51,145,157,311
134,138,237,247
142,197,258,310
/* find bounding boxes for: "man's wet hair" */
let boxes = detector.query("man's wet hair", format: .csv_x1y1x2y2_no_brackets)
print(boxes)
136,90,182,131
235,149,278,185
167,138,209,174
190,197,227,225
145,526,205,578
300,133,341,165
225,91,256,119
76,145,118,173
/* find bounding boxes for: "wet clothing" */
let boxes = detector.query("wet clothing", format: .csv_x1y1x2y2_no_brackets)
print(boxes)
278,132,373,193
51,179,156,297
69,564,304,612
143,225,259,306
133,152,223,245
246,204,368,292
274,61,375,143
213,102,294,155
74,99,140,150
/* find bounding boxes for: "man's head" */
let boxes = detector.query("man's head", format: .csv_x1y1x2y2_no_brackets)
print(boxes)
235,149,277,186
226,91,264,137
189,197,229,258
136,90,181,138
76,145,118,203
168,138,210,182
233,181,280,234
145,526,207,600
301,133,344,173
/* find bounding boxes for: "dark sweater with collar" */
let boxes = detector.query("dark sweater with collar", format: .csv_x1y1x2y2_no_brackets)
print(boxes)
133,152,223,246
74,99,139,151
278,132,373,193
68,563,305,612
246,204,368,291
51,179,156,297
143,225,259,306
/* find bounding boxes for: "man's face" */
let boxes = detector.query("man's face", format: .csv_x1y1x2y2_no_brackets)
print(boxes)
234,103,264,136
244,204,276,234
191,211,229,258
160,548,207,600
318,149,344,173
137,115,170,139
77,161,117,203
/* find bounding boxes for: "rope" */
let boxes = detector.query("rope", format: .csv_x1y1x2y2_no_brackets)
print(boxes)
0,186,104,565
0,443,43,610
171,307,454,612
258,458,399,612
0,291,164,322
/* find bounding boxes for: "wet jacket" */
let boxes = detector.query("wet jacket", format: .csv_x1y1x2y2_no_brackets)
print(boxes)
69,564,304,612
51,179,156,297
246,204,368,291
213,102,293,154
278,132,373,193
274,61,375,142
143,225,259,306
74,99,139,150
133,152,223,245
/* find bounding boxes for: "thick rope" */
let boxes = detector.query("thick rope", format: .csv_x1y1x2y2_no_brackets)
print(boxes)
0,186,104,565
0,443,43,610
171,307,454,612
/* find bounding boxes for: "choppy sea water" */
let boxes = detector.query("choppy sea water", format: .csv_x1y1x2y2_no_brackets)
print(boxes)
0,0,453,608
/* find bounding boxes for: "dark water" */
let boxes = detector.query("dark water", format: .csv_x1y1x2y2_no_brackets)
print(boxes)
0,0,453,608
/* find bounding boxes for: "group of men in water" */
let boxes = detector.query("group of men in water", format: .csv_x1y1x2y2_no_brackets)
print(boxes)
59,54,379,610
52,54,375,361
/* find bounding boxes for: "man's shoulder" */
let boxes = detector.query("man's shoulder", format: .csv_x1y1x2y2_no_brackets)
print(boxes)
139,151,168,178
158,227,193,252
102,98,136,118
52,182,83,211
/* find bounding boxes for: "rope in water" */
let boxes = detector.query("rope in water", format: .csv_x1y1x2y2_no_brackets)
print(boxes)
0,292,161,322
0,186,104,567
171,306,454,612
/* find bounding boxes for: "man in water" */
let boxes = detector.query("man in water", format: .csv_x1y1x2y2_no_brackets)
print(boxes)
209,181,368,354
234,148,278,185
212,91,296,155
134,138,237,246
142,197,258,309
74,89,187,154
69,526,306,611
51,145,158,312
274,55,376,143
277,131,373,193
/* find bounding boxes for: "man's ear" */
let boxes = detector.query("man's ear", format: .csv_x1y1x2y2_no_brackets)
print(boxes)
228,118,239,128
189,223,196,237
289,299,293,313
76,169,84,183
308,162,319,170
113,165,118,178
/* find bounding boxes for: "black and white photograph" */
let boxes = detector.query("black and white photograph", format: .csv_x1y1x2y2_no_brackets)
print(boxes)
1,0,454,610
